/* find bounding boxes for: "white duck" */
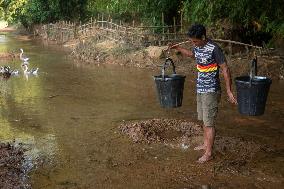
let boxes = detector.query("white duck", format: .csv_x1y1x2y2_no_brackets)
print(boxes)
20,49,29,62
30,67,39,75
22,64,30,74
11,70,20,76
21,61,29,66
22,64,38,75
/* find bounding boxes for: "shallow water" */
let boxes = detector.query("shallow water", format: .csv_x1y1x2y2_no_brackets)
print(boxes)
0,33,283,189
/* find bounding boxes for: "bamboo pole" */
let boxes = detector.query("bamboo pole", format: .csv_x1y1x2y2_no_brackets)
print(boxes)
173,17,177,40
229,42,232,56
162,12,165,42
97,13,100,25
140,23,143,43
165,40,191,51
213,39,262,49
102,14,104,28
167,28,170,42
180,11,183,33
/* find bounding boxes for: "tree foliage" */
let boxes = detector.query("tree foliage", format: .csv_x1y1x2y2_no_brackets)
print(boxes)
0,0,283,40
1,0,27,23
0,0,89,25
181,0,284,37
88,0,181,25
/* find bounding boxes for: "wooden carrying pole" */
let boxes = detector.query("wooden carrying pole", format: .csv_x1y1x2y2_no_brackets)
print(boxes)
167,39,262,51
213,39,262,49
167,40,191,50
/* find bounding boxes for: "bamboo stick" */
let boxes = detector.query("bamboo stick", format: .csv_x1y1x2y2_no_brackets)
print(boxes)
162,12,165,42
180,11,183,33
168,40,191,49
173,17,177,40
213,39,262,49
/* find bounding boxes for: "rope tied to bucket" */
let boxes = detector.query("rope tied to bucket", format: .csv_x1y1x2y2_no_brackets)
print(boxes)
162,58,176,80
249,51,258,87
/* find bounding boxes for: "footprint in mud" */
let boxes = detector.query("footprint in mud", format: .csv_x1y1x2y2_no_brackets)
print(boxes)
119,118,275,177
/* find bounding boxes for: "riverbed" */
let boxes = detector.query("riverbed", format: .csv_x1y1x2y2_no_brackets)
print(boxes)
0,32,283,189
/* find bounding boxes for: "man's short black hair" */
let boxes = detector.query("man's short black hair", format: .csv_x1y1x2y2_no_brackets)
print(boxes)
187,24,206,39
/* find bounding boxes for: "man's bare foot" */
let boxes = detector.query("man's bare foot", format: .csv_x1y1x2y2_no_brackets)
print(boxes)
194,145,206,151
197,154,213,164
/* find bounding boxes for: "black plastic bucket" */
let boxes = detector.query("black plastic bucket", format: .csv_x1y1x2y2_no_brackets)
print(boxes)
154,58,186,108
154,74,186,108
235,76,272,116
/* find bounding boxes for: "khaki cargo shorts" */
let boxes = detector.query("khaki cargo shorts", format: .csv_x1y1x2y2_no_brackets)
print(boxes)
197,91,221,127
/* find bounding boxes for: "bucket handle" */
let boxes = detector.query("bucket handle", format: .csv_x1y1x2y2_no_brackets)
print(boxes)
249,57,257,87
162,58,176,79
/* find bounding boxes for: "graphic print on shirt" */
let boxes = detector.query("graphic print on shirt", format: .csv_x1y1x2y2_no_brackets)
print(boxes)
193,41,223,93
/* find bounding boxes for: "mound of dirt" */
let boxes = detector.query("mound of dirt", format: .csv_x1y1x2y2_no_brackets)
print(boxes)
119,119,202,145
119,118,273,176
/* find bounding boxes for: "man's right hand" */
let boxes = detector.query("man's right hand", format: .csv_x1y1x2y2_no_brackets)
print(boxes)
227,91,238,105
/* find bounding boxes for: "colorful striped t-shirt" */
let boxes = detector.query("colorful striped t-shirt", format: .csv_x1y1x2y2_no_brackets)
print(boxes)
193,40,225,93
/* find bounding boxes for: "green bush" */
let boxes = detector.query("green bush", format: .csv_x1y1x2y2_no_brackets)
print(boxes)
181,0,284,38
1,0,283,43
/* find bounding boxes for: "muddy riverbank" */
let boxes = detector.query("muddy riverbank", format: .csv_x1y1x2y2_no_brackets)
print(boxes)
0,29,283,188
118,118,283,189
30,24,284,80
66,35,284,80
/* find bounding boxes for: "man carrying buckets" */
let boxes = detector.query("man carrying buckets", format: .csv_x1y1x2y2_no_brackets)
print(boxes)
170,24,237,163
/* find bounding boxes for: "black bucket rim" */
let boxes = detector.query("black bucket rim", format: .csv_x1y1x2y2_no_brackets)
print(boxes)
154,74,186,81
235,75,272,84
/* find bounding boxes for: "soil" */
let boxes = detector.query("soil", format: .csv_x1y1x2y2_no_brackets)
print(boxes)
119,118,202,146
0,142,31,189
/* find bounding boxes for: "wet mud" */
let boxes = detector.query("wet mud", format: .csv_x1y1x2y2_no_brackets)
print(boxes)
119,118,284,188
119,118,202,144
0,142,31,189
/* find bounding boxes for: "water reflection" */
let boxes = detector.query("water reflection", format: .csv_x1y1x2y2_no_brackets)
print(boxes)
23,71,38,80
0,35,55,172
0,34,7,43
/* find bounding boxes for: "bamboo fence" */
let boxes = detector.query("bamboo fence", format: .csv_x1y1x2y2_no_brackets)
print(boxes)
35,13,265,55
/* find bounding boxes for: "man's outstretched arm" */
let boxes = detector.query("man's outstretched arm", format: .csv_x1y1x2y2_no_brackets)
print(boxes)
170,45,194,58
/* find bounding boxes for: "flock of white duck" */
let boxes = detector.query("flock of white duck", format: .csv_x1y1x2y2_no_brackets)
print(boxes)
0,49,39,78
